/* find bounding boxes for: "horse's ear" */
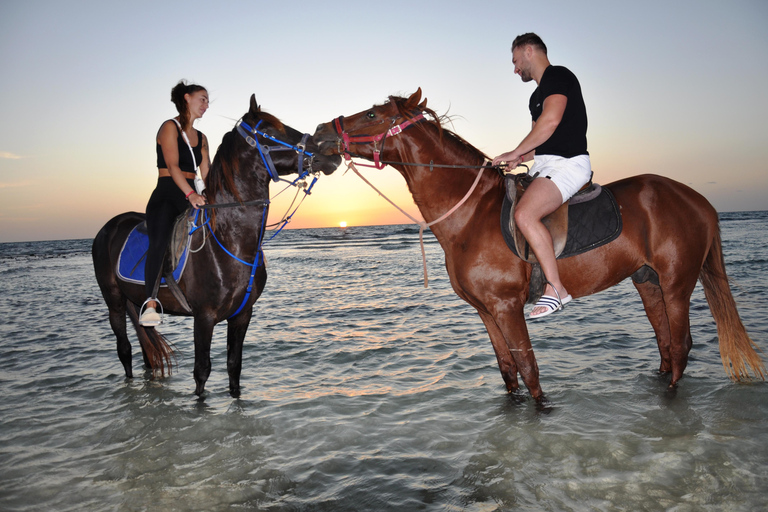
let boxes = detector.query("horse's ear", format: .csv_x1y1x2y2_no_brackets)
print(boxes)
249,94,260,114
406,88,422,109
418,98,428,109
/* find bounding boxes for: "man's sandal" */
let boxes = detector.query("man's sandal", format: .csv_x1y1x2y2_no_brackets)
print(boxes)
529,293,572,320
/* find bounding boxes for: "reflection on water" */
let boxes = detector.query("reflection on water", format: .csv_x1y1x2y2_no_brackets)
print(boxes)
1,214,767,510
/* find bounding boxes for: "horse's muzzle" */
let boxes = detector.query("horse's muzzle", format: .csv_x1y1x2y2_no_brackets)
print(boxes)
312,123,342,156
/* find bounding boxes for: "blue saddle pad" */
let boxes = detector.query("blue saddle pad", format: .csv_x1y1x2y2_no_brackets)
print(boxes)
117,222,191,285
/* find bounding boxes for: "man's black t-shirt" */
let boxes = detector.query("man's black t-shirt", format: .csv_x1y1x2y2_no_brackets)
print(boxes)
529,65,588,158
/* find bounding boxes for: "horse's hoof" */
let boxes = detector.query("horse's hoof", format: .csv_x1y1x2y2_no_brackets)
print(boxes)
506,389,527,404
534,394,555,413
664,381,679,399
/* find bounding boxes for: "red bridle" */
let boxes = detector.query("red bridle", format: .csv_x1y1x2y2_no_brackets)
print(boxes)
332,113,425,169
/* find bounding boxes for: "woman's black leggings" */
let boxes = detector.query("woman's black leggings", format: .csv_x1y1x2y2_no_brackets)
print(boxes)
144,177,194,300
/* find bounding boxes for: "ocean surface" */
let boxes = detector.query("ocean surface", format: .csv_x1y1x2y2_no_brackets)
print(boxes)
1,211,767,511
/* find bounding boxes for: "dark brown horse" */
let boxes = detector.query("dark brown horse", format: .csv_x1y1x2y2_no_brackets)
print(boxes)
313,88,764,402
93,95,340,396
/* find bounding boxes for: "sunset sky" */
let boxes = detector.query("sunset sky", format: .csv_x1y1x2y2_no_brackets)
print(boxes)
1,0,766,242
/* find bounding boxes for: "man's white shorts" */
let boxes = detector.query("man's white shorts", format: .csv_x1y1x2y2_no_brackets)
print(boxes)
528,154,592,204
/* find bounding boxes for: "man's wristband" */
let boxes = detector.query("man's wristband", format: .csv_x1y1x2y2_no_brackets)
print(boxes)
185,190,195,199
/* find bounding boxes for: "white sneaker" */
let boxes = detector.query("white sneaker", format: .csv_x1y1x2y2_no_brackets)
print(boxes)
139,307,162,327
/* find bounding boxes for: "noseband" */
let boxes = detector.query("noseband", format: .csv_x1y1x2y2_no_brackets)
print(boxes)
332,113,425,169
236,120,314,182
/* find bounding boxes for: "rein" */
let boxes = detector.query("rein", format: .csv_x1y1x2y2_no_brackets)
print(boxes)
333,112,501,172
332,111,497,287
344,159,487,288
199,199,269,210
187,120,322,318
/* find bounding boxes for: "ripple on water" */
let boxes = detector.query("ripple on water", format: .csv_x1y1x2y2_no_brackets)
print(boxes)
1,220,767,511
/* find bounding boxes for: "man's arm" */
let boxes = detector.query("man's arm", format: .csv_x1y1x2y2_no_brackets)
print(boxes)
492,94,567,167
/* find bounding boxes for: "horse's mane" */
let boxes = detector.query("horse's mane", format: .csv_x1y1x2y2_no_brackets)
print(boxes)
203,109,285,230
390,95,491,165
206,109,285,204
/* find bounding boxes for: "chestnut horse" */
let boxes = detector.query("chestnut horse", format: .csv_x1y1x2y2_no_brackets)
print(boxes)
313,88,764,402
93,95,340,396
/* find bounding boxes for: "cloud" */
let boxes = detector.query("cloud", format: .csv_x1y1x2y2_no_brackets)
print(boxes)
0,181,32,189
0,151,24,160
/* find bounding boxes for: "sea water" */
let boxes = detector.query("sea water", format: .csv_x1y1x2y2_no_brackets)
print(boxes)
0,212,766,511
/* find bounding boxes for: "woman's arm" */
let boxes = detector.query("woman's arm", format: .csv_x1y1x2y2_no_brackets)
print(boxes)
157,120,204,207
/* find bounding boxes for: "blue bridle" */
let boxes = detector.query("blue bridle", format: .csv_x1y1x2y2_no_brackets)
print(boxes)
189,119,321,318
236,119,314,183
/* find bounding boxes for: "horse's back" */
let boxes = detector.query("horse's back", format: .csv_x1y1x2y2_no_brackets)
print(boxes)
606,174,717,219
92,212,145,298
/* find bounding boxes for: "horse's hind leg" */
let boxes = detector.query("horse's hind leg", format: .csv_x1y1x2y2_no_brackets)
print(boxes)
659,289,694,387
193,316,216,396
125,301,152,370
632,267,672,373
226,308,253,398
108,300,134,378
643,271,696,387
632,267,695,385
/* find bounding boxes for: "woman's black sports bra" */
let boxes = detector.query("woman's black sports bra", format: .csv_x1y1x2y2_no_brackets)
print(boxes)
156,121,202,173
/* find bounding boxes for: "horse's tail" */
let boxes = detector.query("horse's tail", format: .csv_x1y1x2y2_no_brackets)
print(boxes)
699,228,765,381
126,301,176,378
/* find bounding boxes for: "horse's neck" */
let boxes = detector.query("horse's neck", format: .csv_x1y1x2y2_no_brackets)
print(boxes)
210,185,269,240
392,134,493,237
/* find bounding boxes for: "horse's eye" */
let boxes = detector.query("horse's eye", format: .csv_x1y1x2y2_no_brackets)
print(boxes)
366,111,376,119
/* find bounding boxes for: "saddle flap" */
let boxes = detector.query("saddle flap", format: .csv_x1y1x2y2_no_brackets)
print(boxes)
543,205,569,257
168,210,194,268
117,209,196,285
507,174,568,263
501,174,623,305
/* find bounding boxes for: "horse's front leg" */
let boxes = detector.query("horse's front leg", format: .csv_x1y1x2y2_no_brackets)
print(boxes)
492,303,545,401
476,310,519,392
193,315,216,396
226,307,253,398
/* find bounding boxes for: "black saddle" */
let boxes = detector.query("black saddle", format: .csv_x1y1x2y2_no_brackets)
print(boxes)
501,173,622,303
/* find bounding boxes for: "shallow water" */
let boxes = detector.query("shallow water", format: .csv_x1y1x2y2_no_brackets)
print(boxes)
1,212,766,511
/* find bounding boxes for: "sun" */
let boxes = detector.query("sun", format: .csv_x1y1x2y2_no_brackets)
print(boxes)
339,221,347,228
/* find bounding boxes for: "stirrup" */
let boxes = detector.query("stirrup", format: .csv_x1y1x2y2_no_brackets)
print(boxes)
139,298,164,327
529,281,572,320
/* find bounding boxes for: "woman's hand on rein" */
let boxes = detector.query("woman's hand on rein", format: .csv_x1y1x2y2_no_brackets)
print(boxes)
189,193,206,209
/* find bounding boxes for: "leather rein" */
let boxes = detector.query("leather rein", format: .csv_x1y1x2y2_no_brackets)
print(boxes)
330,111,499,287
332,112,501,173
188,119,322,317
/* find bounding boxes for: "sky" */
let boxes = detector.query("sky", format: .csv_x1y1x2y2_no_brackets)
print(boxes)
1,0,767,242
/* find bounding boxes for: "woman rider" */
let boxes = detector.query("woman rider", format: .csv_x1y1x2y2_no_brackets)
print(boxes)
140,80,210,326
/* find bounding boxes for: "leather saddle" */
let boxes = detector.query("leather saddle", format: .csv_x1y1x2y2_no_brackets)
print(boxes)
500,172,622,303
504,173,603,263
117,209,199,312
